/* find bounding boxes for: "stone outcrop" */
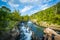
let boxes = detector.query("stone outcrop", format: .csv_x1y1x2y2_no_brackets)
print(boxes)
0,22,20,40
0,27,20,40
44,28,60,40
32,20,60,30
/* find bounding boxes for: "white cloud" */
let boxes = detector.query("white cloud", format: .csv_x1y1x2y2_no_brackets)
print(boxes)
21,6,33,13
2,0,7,2
8,0,19,8
27,9,40,16
41,4,48,7
44,0,52,2
8,1,19,8
1,0,53,16
39,4,48,10
42,7,48,10
2,0,19,8
19,0,52,3
28,4,49,15
19,0,39,3
31,10,39,14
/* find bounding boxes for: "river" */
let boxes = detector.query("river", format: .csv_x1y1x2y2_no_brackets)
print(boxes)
16,21,45,40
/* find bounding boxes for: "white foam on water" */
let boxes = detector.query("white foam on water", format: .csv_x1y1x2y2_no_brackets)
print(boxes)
20,26,32,40
28,21,32,23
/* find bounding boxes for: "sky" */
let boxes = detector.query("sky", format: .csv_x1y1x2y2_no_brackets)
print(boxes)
0,0,60,16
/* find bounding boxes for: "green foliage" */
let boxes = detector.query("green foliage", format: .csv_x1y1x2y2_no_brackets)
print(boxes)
22,15,29,22
0,6,29,31
10,10,22,21
0,6,21,31
30,2,60,25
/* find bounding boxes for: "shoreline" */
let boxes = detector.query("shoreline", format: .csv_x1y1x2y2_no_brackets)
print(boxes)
31,21,60,31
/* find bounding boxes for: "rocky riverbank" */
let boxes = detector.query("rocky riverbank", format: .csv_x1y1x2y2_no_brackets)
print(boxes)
0,22,20,40
31,20,60,31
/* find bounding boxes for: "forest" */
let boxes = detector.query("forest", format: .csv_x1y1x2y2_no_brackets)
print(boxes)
0,6,29,32
30,2,60,27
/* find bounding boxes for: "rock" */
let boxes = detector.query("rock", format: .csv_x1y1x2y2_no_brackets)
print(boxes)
54,35,60,40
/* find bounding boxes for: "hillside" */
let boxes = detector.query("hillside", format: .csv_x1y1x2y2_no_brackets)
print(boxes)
30,2,60,28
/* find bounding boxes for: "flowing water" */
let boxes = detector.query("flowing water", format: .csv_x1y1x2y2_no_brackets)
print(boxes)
20,25,32,40
17,21,44,40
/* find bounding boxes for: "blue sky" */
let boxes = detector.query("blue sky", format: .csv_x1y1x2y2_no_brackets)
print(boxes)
0,0,60,16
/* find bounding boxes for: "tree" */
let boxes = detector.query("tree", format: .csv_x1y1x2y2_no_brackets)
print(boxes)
22,15,29,22
10,10,21,21
0,6,11,30
30,2,60,25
